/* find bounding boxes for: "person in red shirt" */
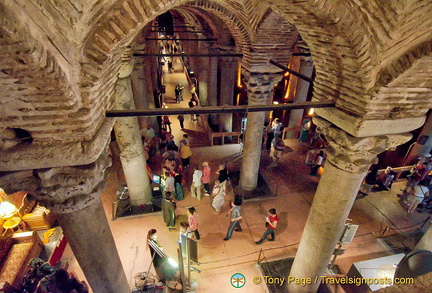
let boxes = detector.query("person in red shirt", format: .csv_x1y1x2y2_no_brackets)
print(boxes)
402,162,429,195
255,208,278,244
187,206,200,240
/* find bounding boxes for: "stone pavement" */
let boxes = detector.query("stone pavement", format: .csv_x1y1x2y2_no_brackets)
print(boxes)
61,59,431,293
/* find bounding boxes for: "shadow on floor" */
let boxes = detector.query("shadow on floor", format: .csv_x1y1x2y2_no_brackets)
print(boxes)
258,257,332,293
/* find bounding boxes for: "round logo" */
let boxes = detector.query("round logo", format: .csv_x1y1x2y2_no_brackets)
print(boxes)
230,273,246,288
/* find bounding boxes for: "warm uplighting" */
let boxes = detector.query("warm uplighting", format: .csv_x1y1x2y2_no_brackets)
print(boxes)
0,201,18,219
237,63,242,88
168,258,178,268
308,108,315,115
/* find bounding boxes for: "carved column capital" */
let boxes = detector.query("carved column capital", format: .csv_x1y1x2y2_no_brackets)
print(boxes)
243,71,281,105
314,117,412,173
0,151,111,214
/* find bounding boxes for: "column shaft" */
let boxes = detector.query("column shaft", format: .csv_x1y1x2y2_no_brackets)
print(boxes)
288,117,412,292
414,225,432,251
288,162,366,292
239,111,266,190
219,58,237,132
239,71,280,191
56,198,130,293
286,59,313,139
114,71,152,204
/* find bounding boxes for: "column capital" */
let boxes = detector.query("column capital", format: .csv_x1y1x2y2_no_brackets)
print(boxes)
243,72,281,105
0,151,111,214
314,116,412,173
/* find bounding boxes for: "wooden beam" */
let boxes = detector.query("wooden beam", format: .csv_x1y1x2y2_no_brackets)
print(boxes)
106,101,335,117
145,38,217,41
269,60,313,83
150,30,203,33
133,53,243,58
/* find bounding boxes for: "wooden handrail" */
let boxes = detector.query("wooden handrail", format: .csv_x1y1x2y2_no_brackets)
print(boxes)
210,131,241,146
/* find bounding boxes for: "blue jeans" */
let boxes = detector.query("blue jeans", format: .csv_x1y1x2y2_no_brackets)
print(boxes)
256,228,275,243
226,220,242,239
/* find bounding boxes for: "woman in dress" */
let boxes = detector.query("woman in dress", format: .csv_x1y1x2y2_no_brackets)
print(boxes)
211,180,225,214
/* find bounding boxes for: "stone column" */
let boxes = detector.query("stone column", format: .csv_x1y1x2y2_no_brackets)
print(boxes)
197,56,210,106
114,57,152,204
207,56,218,125
405,113,432,165
218,57,238,132
132,54,158,131
286,58,314,139
288,117,412,293
240,72,280,191
414,225,432,251
0,151,130,293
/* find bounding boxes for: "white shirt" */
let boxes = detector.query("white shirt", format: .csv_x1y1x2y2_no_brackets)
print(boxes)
413,185,429,198
140,128,155,140
165,177,175,192
192,170,203,187
272,123,283,134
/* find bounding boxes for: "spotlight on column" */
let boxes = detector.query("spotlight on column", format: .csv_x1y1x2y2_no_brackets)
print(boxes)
168,258,178,268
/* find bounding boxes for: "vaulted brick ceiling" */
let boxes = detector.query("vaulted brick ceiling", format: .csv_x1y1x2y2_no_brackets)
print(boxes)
0,0,431,170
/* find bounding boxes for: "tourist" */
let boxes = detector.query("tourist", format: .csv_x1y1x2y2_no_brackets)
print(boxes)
216,163,228,194
180,141,192,169
162,192,176,231
201,162,211,196
224,197,243,241
407,180,429,213
402,162,429,195
164,171,176,196
255,208,278,244
177,114,185,129
187,207,200,240
310,150,325,176
211,180,226,214
191,165,203,200
162,115,172,132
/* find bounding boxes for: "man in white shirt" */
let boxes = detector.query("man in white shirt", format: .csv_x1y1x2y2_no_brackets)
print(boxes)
191,166,203,200
407,181,429,213
164,172,175,197
272,118,283,142
140,125,155,141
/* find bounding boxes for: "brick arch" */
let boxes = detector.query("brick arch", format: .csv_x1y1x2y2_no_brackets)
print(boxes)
371,47,432,120
0,5,77,144
82,0,252,66
263,0,432,119
261,2,363,116
252,9,299,68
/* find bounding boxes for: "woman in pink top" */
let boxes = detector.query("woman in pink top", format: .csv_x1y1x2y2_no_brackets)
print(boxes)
201,162,211,196
187,207,200,240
